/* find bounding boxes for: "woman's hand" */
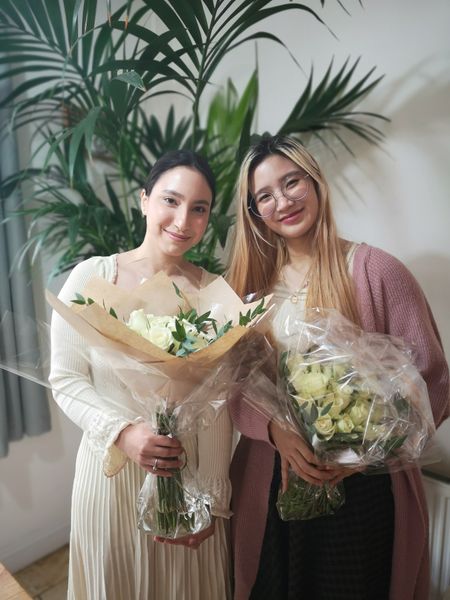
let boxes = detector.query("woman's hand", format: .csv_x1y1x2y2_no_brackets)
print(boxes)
115,422,184,476
269,421,343,491
154,517,216,550
326,465,366,487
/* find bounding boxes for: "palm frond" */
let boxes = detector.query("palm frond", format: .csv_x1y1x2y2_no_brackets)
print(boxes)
0,0,387,276
278,58,388,148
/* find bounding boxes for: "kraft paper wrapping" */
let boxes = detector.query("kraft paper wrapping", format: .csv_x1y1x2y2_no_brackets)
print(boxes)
46,271,273,386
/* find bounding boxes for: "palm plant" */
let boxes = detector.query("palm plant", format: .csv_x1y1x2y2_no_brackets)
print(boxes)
0,0,387,275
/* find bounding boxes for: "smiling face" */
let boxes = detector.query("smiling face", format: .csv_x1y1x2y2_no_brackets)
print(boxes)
249,153,319,248
141,166,212,258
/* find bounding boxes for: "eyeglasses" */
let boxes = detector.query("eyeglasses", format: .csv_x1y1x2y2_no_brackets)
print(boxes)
248,173,311,219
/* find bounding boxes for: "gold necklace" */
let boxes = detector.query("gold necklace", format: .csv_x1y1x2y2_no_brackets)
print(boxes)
280,267,309,304
289,284,308,304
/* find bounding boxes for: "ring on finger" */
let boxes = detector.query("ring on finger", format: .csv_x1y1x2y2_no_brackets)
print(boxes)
153,458,159,472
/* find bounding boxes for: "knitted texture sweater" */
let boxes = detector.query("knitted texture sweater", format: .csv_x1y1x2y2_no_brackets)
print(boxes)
229,243,450,600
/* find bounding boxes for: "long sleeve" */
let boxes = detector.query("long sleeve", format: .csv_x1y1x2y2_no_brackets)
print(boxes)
353,244,450,600
354,244,450,429
228,388,273,445
197,405,233,518
49,257,141,476
227,333,278,445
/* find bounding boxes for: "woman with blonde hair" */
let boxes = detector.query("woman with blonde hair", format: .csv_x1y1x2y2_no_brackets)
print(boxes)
227,135,449,599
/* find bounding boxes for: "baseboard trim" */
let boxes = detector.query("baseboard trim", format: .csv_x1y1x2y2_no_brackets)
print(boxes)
0,522,70,573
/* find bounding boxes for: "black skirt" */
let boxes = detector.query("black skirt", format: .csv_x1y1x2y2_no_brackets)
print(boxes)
250,454,394,600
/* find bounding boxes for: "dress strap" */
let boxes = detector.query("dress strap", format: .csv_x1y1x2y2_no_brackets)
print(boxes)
346,242,359,276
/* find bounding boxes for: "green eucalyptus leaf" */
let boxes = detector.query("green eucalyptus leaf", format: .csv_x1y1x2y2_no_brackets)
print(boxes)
321,402,333,416
310,404,319,423
172,282,182,299
174,319,186,340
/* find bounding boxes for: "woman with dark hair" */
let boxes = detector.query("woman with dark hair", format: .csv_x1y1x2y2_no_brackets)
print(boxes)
50,150,232,599
227,135,449,600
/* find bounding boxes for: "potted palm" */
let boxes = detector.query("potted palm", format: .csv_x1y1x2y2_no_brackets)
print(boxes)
0,0,386,275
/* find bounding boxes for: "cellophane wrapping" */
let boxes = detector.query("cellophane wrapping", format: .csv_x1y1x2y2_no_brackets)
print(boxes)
227,308,436,520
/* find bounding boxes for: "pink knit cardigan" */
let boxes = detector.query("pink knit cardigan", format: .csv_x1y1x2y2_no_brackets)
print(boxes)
229,243,450,600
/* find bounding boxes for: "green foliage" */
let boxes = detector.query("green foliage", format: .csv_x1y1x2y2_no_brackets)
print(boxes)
0,0,387,276
238,298,266,326
71,293,95,305
277,474,345,521
154,408,196,536
71,292,118,318
171,305,217,357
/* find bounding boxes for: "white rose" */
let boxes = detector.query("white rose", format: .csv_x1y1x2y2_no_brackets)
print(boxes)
127,309,150,336
328,391,352,419
332,362,347,380
364,422,387,442
287,354,306,374
152,315,175,329
145,325,174,351
318,391,335,408
349,399,371,426
335,414,355,434
321,365,334,380
335,382,353,399
314,415,335,440
291,371,329,398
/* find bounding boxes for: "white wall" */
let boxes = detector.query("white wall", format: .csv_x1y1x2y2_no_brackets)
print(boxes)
0,258,81,572
0,401,80,572
0,0,449,572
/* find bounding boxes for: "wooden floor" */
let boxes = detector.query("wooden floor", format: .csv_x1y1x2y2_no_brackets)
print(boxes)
13,546,69,600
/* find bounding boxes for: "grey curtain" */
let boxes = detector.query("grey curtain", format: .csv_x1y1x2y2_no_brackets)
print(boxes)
0,64,51,457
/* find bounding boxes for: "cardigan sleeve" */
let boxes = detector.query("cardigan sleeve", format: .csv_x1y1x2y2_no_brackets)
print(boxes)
228,389,273,445
227,333,278,445
355,245,450,429
49,257,142,476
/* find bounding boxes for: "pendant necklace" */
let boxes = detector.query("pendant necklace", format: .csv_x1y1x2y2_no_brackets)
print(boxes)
288,283,308,304
280,267,309,304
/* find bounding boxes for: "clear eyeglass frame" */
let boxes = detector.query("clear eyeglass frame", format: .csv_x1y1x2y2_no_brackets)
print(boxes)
248,173,311,219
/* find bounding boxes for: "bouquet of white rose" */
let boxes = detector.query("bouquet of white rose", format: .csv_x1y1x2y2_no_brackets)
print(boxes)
126,309,214,354
0,265,272,539
227,309,436,521
46,269,271,538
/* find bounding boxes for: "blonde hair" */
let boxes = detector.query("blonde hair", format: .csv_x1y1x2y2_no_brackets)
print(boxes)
227,135,360,324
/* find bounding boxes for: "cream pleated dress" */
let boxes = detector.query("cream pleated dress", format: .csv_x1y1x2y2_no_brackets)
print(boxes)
50,256,232,600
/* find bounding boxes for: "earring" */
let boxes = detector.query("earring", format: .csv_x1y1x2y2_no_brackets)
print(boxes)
141,190,148,216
